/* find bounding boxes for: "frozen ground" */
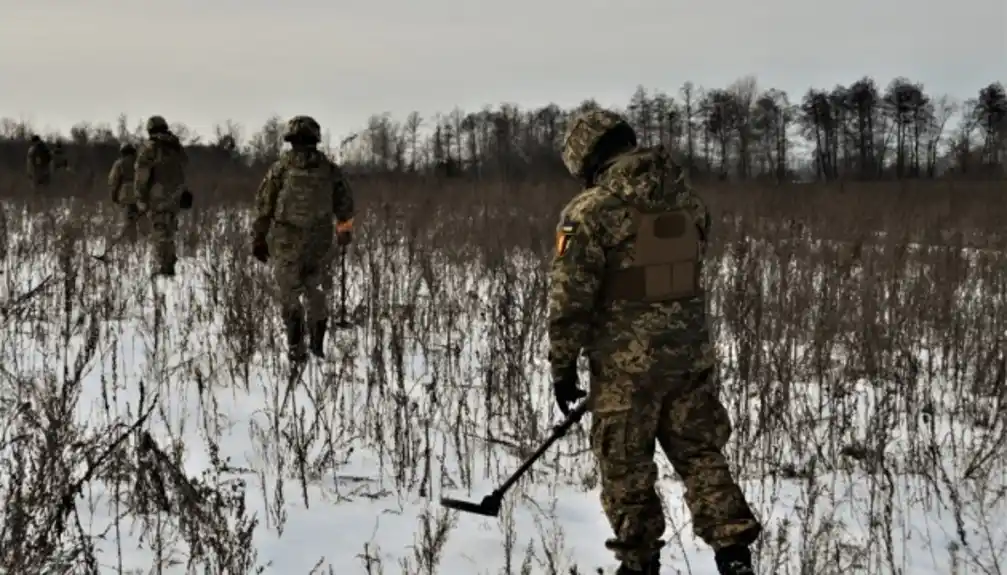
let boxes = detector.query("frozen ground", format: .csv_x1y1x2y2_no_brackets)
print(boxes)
1,222,1005,574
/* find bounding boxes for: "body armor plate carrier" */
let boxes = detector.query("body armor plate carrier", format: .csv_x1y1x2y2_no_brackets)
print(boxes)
604,209,701,303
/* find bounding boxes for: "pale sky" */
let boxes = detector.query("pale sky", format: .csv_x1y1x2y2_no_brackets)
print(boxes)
1,0,1003,142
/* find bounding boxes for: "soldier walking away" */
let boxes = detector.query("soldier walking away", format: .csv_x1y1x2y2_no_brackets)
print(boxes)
134,115,188,277
108,143,141,241
26,135,52,190
251,115,355,363
547,109,761,575
52,141,69,172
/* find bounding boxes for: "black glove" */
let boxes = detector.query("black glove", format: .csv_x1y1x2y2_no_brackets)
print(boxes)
552,364,586,416
252,234,269,263
336,230,352,246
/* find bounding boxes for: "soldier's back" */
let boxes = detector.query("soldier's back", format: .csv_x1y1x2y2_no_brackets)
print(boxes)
274,149,337,230
139,133,186,207
586,147,712,376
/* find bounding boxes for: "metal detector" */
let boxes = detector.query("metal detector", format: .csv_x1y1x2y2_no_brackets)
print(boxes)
440,400,589,517
332,244,353,329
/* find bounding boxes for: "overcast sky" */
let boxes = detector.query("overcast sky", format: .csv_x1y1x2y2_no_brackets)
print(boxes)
1,0,1003,141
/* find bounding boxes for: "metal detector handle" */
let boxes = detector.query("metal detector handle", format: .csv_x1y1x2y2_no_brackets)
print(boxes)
493,400,589,497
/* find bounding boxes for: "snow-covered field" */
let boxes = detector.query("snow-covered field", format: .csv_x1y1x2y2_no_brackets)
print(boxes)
1,206,1005,574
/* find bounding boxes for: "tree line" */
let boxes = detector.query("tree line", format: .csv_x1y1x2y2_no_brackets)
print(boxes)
0,76,1004,185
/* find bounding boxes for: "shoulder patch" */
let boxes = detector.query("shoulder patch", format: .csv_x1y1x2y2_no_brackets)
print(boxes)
555,217,578,257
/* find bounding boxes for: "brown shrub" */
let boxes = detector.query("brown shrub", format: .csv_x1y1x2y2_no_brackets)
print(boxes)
0,166,1005,573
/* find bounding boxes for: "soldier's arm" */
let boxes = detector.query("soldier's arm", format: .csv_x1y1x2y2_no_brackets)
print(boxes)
331,162,354,233
688,188,711,244
672,167,710,243
252,162,284,237
179,146,190,183
107,161,123,202
133,146,154,205
547,201,607,375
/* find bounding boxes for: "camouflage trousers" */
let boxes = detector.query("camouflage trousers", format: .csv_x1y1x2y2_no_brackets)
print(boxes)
120,203,142,241
29,173,51,191
268,223,335,325
148,210,178,272
589,369,761,570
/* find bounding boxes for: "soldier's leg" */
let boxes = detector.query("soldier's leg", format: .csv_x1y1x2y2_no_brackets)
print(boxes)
123,204,139,241
656,371,760,572
270,227,308,361
149,211,178,275
303,237,335,358
590,383,666,572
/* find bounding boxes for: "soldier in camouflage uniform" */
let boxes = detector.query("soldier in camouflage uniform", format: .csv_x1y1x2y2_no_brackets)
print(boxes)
108,143,141,240
134,115,188,277
548,109,761,575
52,141,68,173
26,135,52,189
251,115,354,362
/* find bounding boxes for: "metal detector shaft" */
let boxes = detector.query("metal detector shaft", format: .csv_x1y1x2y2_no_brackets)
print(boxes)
495,401,588,496
333,243,352,328
440,401,589,516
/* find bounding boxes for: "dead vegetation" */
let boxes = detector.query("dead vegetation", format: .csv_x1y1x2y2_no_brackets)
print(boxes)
0,162,1006,574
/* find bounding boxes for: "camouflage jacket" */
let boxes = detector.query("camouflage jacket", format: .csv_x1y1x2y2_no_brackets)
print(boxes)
107,157,136,204
547,146,713,384
134,132,187,211
252,148,354,237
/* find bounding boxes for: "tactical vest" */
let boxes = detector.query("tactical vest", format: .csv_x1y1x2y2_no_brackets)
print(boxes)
275,162,331,228
603,209,701,302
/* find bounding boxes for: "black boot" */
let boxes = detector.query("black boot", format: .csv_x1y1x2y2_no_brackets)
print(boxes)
154,253,177,277
285,313,307,362
309,319,327,358
715,545,755,575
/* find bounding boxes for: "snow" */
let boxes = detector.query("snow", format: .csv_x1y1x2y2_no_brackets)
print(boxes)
1,221,1005,574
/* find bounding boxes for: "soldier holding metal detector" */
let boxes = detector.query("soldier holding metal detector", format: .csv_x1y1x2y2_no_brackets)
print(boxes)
442,109,761,575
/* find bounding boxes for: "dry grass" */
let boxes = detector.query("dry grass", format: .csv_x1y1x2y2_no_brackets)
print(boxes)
0,169,1006,574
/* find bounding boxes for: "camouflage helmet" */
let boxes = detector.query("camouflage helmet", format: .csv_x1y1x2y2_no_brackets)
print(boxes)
284,115,322,143
120,142,136,155
146,115,169,134
561,108,633,179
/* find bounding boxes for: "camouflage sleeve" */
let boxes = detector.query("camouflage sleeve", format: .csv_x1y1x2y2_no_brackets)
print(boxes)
670,167,710,246
332,162,354,231
133,145,155,205
252,162,284,237
107,160,122,202
687,185,711,244
547,200,607,376
179,147,189,182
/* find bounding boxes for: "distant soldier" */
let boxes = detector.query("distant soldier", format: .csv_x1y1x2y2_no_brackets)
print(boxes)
251,115,355,362
134,115,189,277
548,109,761,575
108,143,140,240
26,135,52,188
52,141,68,172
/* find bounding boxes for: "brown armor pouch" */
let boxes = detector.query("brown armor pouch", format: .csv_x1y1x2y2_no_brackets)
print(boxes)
603,209,700,302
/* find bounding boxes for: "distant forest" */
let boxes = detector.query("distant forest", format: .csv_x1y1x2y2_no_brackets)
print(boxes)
0,76,1004,184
